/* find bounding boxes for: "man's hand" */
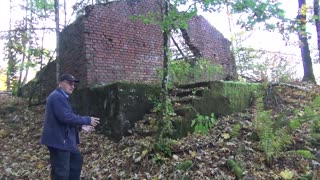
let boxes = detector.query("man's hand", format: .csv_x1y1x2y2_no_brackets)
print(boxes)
82,125,95,132
90,117,100,127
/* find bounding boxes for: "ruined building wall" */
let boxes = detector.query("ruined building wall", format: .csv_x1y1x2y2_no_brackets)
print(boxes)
186,16,236,78
59,17,88,86
41,0,236,90
58,0,164,87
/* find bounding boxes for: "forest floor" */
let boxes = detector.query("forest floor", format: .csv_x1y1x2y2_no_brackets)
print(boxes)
1,82,320,179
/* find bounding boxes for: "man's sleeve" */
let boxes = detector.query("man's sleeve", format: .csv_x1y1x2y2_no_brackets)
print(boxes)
51,95,91,126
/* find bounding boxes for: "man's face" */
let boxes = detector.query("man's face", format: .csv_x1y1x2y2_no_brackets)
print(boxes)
59,80,75,94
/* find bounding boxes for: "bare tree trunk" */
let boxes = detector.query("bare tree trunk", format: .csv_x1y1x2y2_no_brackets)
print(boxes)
6,0,14,91
55,0,60,83
297,0,316,83
226,3,238,80
23,0,34,85
64,0,67,26
157,0,170,141
18,1,29,88
314,0,320,63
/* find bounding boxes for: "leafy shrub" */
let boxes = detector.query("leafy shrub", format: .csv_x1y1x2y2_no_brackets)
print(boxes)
191,113,216,135
153,138,174,158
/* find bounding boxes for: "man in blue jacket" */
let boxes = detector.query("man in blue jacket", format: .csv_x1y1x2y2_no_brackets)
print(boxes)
41,74,100,180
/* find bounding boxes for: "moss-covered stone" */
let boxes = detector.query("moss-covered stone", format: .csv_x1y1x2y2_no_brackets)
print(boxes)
193,81,262,116
171,105,197,138
172,81,263,137
71,82,160,141
71,81,263,140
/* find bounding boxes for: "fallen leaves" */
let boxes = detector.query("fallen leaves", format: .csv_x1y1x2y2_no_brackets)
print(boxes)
0,84,320,179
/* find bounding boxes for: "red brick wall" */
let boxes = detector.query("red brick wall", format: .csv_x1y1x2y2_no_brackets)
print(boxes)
59,16,89,87
82,0,164,85
57,0,236,87
187,16,236,78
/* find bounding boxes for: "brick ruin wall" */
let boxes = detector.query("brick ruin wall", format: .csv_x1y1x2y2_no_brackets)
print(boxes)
59,0,236,87
186,16,237,79
60,0,164,87
24,0,237,98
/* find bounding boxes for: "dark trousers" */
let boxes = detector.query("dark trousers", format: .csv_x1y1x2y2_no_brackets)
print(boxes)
48,147,83,180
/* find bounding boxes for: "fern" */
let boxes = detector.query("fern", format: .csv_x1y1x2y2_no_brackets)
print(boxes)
230,123,241,138
254,100,292,164
289,118,301,131
287,150,316,159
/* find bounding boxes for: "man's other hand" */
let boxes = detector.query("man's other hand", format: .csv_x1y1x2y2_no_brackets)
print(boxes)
90,117,100,127
82,125,95,132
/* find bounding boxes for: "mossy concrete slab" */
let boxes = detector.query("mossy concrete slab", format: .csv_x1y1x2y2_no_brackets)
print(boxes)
71,82,160,141
193,81,262,116
173,81,263,138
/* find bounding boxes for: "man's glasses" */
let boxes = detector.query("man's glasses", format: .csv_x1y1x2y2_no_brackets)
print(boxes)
64,81,75,87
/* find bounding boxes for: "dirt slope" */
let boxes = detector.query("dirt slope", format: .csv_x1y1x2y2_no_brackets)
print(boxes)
0,83,319,179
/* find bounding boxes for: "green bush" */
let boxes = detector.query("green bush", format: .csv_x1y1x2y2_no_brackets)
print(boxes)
191,113,216,135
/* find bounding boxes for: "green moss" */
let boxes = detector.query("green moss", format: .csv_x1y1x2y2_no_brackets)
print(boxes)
222,81,262,113
193,81,263,116
176,160,193,171
226,159,244,179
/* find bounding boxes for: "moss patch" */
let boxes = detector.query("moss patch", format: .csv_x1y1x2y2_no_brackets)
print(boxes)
193,81,262,116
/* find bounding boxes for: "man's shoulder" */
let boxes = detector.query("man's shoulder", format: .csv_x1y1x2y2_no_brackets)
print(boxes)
48,89,64,100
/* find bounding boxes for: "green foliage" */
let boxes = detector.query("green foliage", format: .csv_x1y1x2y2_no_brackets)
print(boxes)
158,59,223,85
230,0,285,31
298,174,312,180
289,118,301,131
131,0,198,32
254,110,292,164
287,150,316,159
301,96,320,144
153,138,175,158
230,123,241,138
226,159,244,179
34,0,55,14
176,160,193,171
149,95,176,116
292,96,320,145
191,113,216,135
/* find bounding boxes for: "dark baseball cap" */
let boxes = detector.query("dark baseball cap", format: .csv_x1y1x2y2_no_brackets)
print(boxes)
59,74,80,83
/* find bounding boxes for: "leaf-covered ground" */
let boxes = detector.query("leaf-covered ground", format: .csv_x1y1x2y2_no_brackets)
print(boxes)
0,83,320,179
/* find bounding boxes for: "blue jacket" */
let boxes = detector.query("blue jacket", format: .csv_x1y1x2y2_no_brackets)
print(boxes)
40,88,91,152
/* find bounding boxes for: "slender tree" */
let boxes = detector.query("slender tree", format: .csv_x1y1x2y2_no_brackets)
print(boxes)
54,0,60,83
297,0,316,83
22,0,35,85
6,0,14,91
157,0,170,141
17,0,30,93
314,0,320,63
